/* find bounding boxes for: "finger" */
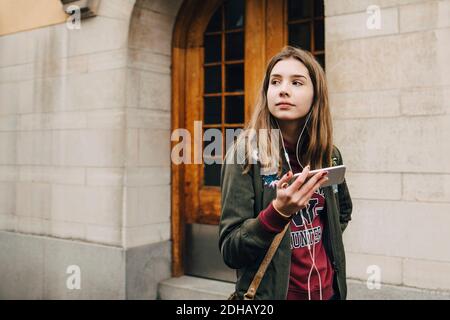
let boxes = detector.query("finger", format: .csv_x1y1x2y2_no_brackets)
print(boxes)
296,177,328,208
277,171,292,189
299,170,328,194
299,176,329,204
288,165,310,191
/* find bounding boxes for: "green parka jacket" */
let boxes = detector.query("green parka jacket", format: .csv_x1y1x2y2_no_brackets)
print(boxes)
219,143,353,300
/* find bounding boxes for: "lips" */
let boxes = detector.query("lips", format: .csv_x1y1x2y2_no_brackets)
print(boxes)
276,102,295,108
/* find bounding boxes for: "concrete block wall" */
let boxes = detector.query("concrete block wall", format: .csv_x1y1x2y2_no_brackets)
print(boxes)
0,0,186,246
0,20,130,247
326,0,450,293
0,0,180,299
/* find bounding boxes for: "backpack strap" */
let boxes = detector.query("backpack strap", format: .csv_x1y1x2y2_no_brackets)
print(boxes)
331,146,342,194
331,145,341,167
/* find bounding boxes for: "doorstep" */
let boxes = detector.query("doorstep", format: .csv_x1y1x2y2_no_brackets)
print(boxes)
158,276,235,300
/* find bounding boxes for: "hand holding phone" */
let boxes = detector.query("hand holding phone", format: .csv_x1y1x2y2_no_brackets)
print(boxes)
273,165,332,217
289,165,346,188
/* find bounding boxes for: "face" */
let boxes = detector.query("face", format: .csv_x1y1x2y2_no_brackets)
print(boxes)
267,57,314,122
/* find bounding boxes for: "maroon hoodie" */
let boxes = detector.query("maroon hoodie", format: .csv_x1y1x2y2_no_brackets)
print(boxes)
258,140,335,300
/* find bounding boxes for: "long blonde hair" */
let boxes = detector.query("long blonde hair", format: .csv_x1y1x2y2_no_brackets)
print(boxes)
226,46,333,176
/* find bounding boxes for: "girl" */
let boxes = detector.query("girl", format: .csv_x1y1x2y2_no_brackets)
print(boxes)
219,46,353,300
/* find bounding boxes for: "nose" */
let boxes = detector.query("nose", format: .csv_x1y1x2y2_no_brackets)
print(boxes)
279,81,290,97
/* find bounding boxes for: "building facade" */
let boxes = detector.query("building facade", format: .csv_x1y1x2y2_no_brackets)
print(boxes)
0,0,449,299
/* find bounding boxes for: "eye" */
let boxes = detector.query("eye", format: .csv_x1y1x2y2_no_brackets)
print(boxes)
293,80,303,86
270,79,280,85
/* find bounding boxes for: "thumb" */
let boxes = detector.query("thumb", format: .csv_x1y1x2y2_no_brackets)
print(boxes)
277,171,292,189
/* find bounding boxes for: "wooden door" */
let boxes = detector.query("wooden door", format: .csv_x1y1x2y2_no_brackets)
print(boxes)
171,0,325,276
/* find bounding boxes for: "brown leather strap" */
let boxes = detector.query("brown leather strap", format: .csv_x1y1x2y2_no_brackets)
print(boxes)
244,222,290,300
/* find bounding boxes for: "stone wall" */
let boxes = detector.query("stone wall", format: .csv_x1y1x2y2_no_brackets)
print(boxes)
0,0,181,299
326,0,450,293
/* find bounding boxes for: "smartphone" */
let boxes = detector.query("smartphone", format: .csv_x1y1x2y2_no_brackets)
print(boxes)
289,165,346,188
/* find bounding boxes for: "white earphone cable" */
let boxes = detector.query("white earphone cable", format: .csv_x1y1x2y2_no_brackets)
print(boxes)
275,110,323,300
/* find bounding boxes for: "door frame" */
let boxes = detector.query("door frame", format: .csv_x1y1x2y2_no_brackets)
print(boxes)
171,0,285,277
